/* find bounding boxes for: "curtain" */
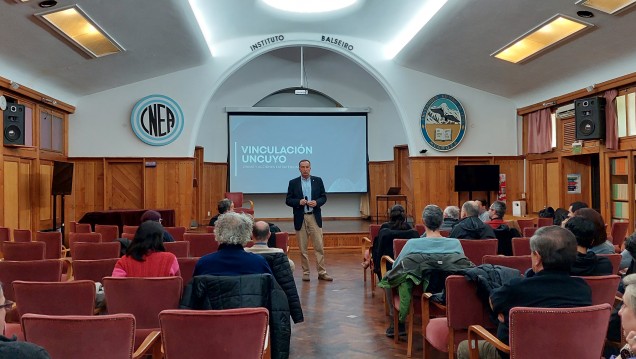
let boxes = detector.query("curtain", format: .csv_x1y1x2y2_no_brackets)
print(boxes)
527,108,552,154
604,89,618,150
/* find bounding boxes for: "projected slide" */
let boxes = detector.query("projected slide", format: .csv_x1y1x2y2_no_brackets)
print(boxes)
228,113,368,194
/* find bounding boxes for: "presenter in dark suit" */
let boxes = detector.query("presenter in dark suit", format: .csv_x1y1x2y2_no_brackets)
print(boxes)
286,159,333,281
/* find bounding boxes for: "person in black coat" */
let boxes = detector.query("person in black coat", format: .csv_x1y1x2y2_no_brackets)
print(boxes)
565,216,613,276
449,201,496,239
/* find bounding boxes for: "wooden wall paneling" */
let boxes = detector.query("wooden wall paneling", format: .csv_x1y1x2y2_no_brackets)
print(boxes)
193,147,204,225
493,157,525,215
70,159,105,221
38,161,53,229
528,160,546,213
545,160,560,209
19,160,32,229
106,161,143,210
561,156,592,208
3,159,19,229
368,161,395,222
202,162,228,223
410,157,457,223
144,159,194,228
394,146,413,216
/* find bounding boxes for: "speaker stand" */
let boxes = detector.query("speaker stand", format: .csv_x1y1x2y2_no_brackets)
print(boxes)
52,194,66,244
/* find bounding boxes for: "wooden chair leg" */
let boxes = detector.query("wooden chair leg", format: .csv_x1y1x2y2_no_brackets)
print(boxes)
394,310,400,344
406,310,414,358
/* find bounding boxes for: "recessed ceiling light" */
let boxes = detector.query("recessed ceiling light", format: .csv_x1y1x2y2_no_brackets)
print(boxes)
385,0,448,59
262,0,357,13
576,10,595,18
38,0,57,8
577,0,636,15
492,14,593,64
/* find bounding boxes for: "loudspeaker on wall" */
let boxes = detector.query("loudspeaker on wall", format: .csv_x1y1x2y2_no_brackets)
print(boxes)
3,103,25,145
575,97,605,140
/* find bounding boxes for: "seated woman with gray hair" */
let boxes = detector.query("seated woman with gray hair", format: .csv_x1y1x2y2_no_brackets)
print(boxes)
612,274,636,359
194,212,273,276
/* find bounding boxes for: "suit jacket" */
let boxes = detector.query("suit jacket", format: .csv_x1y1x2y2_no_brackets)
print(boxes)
285,176,327,231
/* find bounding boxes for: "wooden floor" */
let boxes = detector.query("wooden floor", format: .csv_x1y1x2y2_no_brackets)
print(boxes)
276,219,372,234
287,250,443,359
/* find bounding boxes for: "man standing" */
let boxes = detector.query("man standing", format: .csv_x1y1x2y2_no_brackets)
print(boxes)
286,159,332,282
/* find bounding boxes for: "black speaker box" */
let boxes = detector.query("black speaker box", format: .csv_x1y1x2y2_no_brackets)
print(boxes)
3,103,25,145
575,97,606,140
52,161,74,195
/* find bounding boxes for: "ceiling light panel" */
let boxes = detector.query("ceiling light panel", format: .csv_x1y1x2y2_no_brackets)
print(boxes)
262,0,357,13
36,5,124,58
385,0,448,59
577,0,636,14
492,14,592,64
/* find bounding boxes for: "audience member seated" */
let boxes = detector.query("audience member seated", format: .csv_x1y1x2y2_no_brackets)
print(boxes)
456,226,592,359
140,210,175,242
246,221,295,271
208,198,233,227
553,207,569,226
0,282,51,358
573,208,615,255
450,201,496,239
372,204,418,279
194,212,273,276
475,198,491,222
379,204,470,338
622,233,636,272
568,201,588,218
440,205,460,231
565,216,613,276
611,274,636,359
112,221,180,277
486,201,520,256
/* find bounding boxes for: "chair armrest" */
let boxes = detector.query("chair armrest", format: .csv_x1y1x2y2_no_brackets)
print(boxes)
133,330,161,359
467,325,509,359
361,236,372,257
247,200,254,211
61,257,73,281
380,255,395,278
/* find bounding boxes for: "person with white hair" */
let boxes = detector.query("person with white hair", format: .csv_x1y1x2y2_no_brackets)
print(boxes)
611,274,636,358
193,212,272,276
440,205,460,231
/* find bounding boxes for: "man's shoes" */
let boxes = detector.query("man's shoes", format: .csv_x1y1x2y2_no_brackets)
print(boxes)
302,273,310,281
385,323,407,338
318,273,333,281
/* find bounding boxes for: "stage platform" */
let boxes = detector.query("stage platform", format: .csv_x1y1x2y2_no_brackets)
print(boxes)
268,218,371,252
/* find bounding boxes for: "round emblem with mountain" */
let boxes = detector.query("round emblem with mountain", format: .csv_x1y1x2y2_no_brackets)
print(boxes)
420,94,466,152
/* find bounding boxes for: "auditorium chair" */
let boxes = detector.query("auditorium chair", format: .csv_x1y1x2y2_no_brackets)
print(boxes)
609,221,629,253
274,231,289,254
159,308,269,359
22,313,161,359
165,226,186,241
35,231,68,260
361,224,382,294
123,225,139,234
1,241,45,261
512,237,531,256
74,223,93,233
0,226,10,243
537,217,553,227
598,253,622,275
13,228,32,242
482,255,532,274
122,232,135,240
184,233,218,257
467,304,611,358
515,218,536,235
225,192,254,215
458,239,498,265
176,257,199,288
578,275,621,306
72,242,121,260
522,226,538,237
205,226,215,233
72,258,119,283
439,230,451,237
164,241,190,257
415,224,425,236
95,224,120,242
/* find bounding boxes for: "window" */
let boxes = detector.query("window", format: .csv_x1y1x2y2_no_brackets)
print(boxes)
39,108,64,152
551,112,557,148
616,89,636,137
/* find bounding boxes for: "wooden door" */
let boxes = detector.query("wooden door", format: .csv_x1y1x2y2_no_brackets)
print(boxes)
3,157,32,229
106,162,143,209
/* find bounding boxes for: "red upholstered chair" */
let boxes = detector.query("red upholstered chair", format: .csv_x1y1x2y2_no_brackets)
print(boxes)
225,192,254,215
72,242,121,260
72,258,119,283
275,232,289,254
440,230,451,238
13,229,32,242
159,308,269,359
1,241,46,261
415,224,426,236
0,226,10,243
598,253,622,275
482,255,532,274
578,275,621,306
164,241,190,257
362,224,382,293
122,232,135,240
515,218,536,235
512,237,531,256
69,232,102,247
205,226,215,233
610,221,629,252
95,224,120,242
74,223,92,233
468,304,611,358
522,227,538,237
22,313,160,359
184,233,218,257
103,276,183,351
424,275,496,359
536,217,553,227
458,239,498,265
69,221,78,233
165,226,186,241
35,231,67,259
123,225,139,234
177,257,199,288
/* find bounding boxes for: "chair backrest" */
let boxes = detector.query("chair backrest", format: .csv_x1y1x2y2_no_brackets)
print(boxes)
440,229,450,237
369,224,381,240
598,253,622,275
415,224,425,236
95,224,119,242
0,260,63,301
177,257,199,288
22,313,136,359
122,225,139,234
164,241,190,257
72,242,121,260
103,276,183,329
0,227,10,243
13,229,32,242
205,226,215,233
184,233,219,257
14,280,96,317
74,223,93,233
159,308,268,359
1,241,46,261
72,258,119,283
508,304,611,358
578,275,621,306
122,232,135,240
610,221,629,246
512,237,531,256
35,231,63,259
515,218,536,234
225,192,244,207
165,226,186,241
274,232,289,254
458,239,498,264
393,238,409,259
69,232,102,249
482,255,532,274
537,217,553,228
522,227,538,237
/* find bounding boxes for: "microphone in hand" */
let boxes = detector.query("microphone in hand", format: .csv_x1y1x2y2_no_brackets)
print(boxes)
304,196,309,212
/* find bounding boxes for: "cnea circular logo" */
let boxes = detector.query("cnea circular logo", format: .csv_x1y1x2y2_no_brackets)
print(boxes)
130,94,184,146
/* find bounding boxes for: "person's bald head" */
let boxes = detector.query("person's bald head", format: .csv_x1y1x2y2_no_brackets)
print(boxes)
252,221,270,242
